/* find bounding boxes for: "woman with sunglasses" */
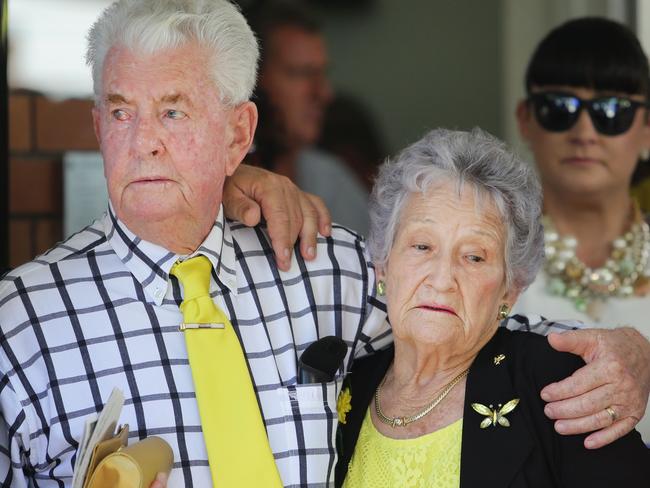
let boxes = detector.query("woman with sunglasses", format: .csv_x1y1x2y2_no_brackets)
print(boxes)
514,17,650,443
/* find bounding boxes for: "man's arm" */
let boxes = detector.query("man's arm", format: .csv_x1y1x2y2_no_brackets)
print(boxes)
504,317,650,448
223,164,332,271
542,327,650,449
527,334,650,486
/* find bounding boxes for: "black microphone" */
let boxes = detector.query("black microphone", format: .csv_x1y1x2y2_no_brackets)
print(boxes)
298,336,348,383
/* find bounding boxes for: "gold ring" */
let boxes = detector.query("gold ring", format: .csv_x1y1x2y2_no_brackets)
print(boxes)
605,406,617,423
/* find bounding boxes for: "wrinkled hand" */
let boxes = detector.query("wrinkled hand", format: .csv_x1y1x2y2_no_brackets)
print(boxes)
223,165,332,271
541,327,650,449
149,472,168,488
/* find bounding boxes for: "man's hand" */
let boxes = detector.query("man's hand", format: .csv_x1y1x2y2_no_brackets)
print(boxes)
541,327,650,449
223,165,332,271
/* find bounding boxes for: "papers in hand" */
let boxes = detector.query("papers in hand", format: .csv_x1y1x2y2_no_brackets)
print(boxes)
72,388,125,488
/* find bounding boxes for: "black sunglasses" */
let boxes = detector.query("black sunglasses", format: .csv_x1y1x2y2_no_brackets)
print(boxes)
527,91,648,136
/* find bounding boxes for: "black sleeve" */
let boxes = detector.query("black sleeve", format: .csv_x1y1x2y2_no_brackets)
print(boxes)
512,332,650,487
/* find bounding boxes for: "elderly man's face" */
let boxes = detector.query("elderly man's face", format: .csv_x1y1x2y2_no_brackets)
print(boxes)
93,43,253,249
379,184,517,358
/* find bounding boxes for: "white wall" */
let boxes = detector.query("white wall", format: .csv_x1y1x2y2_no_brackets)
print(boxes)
8,0,113,99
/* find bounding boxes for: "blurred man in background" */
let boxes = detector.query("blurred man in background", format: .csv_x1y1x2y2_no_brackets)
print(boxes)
246,1,371,235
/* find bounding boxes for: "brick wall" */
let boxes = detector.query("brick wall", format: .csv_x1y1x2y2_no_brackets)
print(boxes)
8,90,97,268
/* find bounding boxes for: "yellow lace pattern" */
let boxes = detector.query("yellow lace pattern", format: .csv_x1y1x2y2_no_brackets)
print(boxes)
343,410,462,488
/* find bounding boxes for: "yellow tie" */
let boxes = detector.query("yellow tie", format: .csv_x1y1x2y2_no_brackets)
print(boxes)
171,256,283,487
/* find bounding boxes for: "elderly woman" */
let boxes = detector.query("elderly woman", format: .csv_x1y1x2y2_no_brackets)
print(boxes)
335,128,649,487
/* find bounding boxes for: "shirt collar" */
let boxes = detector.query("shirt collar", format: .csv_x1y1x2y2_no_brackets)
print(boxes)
103,203,238,305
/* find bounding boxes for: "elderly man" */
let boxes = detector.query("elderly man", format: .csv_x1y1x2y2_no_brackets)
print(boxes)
0,1,649,487
0,1,389,486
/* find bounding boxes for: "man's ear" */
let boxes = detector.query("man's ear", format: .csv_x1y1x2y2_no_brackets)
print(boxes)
515,99,533,141
225,101,258,176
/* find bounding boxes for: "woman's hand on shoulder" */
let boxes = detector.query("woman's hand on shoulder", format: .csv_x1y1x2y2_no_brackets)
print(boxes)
540,327,650,449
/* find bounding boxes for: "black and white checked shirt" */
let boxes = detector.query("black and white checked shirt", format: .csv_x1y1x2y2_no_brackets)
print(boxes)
0,206,575,487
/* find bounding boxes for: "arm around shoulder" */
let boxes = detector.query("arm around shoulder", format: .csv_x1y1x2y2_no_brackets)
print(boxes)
518,332,650,486
542,327,650,447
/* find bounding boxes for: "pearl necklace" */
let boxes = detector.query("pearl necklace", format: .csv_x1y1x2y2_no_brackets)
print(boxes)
375,368,469,428
543,203,650,318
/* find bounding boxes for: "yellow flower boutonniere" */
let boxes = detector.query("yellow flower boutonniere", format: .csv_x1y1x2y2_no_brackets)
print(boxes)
337,387,352,424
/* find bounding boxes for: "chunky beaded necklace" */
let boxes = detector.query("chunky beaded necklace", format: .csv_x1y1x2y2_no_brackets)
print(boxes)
543,203,650,319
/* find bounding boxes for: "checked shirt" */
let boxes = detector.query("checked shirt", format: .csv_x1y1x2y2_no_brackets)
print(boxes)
0,206,575,487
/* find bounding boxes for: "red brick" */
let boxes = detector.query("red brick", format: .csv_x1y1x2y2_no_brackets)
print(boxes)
10,158,62,214
35,97,98,151
35,219,63,255
9,219,32,268
9,94,31,151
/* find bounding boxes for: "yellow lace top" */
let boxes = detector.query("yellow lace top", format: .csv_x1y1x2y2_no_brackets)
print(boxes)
343,410,462,488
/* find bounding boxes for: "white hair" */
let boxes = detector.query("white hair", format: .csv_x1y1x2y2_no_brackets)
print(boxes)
368,128,544,292
86,0,258,106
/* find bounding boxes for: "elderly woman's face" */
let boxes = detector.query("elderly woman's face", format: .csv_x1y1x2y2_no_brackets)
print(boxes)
380,183,516,354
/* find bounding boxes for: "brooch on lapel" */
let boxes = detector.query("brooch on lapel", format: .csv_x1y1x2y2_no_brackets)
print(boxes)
337,387,352,424
471,398,519,428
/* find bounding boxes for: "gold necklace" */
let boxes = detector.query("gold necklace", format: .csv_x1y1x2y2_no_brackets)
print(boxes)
375,368,469,428
543,202,650,317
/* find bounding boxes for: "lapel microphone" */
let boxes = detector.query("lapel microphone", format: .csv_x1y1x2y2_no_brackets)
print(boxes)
298,336,348,384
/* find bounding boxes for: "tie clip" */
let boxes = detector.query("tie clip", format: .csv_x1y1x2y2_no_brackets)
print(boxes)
179,323,225,331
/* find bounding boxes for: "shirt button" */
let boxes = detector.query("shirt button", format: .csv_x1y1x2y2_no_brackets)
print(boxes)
154,288,164,299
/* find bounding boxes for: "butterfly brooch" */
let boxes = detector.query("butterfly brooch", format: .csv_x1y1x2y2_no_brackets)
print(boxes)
471,398,520,428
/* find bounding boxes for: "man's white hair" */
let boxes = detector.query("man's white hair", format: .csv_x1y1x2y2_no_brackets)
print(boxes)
86,0,259,106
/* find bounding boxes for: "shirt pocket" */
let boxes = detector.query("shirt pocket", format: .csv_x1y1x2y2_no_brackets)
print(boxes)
274,378,342,486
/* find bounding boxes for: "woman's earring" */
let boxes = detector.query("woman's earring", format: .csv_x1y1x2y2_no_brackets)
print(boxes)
377,280,386,296
498,304,510,320
640,148,650,161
